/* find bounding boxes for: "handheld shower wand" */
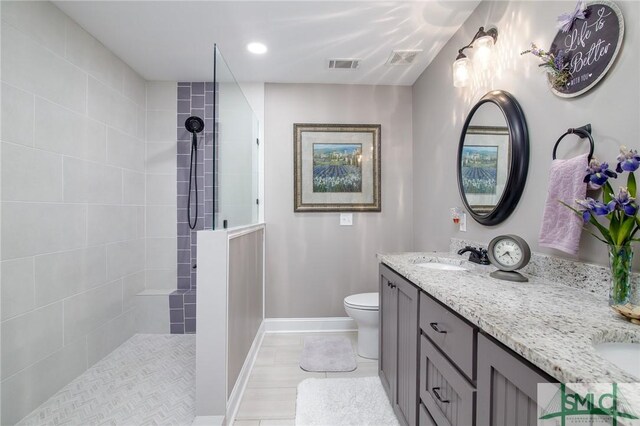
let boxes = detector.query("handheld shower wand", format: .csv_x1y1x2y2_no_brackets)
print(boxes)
184,116,205,230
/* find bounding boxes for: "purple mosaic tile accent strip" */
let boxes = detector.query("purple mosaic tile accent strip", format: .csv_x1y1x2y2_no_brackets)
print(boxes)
185,318,196,333
185,303,196,319
171,323,185,334
169,289,198,334
172,83,216,334
169,293,183,309
170,309,184,323
184,290,196,304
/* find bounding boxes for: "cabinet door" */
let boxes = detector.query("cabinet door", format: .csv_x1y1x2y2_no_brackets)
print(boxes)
420,335,475,426
477,334,551,426
394,277,419,426
420,403,437,426
379,269,397,400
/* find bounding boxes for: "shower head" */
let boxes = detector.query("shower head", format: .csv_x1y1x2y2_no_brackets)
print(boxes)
184,116,204,134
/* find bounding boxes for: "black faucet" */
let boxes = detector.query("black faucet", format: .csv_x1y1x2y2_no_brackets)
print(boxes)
457,246,490,265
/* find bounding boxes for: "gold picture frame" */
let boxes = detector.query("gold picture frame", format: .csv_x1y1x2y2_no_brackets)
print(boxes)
294,123,381,212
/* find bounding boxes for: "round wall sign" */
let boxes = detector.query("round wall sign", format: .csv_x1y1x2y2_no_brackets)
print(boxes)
549,0,624,98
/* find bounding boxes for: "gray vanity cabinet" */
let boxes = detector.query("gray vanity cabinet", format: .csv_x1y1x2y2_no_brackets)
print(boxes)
476,334,551,426
379,264,420,426
379,268,397,398
380,263,555,426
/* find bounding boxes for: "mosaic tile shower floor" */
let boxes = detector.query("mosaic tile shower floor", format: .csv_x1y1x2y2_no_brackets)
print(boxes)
17,334,195,426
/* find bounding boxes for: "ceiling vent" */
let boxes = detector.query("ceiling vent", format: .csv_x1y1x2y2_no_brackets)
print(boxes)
328,59,360,70
386,50,422,66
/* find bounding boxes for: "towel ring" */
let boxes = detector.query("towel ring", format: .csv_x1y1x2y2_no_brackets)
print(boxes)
552,124,594,162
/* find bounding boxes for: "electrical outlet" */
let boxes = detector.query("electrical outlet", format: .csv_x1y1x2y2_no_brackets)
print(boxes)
459,213,467,232
340,213,353,226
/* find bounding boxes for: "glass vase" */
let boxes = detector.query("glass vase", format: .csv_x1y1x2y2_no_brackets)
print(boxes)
608,244,640,325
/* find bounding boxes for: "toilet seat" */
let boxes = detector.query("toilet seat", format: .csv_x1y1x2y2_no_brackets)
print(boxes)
344,292,379,311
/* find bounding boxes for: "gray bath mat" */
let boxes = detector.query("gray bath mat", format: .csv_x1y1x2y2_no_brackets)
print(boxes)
299,336,357,372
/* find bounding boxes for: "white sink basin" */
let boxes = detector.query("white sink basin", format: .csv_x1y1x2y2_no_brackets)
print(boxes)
594,342,640,379
414,262,467,271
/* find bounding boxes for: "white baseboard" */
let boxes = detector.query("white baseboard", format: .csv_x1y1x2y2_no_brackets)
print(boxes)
225,320,266,425
263,317,357,333
191,415,224,426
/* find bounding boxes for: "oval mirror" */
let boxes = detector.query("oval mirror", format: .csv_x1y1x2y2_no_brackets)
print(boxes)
457,90,529,226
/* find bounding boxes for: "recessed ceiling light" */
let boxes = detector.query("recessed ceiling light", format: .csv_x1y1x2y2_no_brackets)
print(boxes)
247,42,267,54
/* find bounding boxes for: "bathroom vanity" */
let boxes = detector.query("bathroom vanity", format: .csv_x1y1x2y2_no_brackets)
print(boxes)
378,249,640,426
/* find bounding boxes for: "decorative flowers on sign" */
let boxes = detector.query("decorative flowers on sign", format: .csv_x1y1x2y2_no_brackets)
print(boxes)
520,43,571,90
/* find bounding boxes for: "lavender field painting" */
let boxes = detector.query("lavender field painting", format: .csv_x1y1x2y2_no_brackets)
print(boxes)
312,144,362,193
461,146,498,194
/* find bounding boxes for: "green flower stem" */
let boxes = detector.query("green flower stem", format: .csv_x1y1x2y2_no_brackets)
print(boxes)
609,245,632,304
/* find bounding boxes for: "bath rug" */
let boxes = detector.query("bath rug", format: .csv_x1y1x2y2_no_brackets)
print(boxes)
295,377,399,425
299,336,357,372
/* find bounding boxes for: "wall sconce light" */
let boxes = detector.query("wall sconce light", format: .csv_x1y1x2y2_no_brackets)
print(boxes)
452,26,498,88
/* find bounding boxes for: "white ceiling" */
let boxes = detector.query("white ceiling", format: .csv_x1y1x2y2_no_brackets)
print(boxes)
54,1,480,86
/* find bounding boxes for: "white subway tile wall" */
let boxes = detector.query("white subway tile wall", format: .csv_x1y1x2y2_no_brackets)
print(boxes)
0,2,152,424
145,81,178,295
1,339,88,426
34,97,107,162
1,83,35,147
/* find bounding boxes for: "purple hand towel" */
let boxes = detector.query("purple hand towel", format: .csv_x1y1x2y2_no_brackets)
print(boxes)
539,153,589,255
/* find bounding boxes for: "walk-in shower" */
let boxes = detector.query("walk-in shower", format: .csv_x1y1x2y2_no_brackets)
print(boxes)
185,116,205,230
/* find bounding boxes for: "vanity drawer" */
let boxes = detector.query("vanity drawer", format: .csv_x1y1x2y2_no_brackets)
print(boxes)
420,292,476,380
419,402,437,426
420,334,475,426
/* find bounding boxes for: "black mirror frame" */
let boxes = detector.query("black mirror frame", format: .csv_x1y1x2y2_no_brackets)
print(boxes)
457,90,529,226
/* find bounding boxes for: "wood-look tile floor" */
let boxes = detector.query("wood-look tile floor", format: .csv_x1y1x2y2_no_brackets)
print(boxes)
233,331,378,425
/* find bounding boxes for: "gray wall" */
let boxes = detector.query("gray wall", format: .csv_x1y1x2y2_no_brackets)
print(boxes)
412,0,640,266
0,2,150,423
264,83,413,318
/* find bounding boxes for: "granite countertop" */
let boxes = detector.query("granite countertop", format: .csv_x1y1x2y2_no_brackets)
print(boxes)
378,252,640,390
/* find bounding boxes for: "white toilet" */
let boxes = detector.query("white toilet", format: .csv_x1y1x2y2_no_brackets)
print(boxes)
344,292,379,359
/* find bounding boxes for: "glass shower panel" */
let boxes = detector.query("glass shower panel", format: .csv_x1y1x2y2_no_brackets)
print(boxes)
213,46,260,229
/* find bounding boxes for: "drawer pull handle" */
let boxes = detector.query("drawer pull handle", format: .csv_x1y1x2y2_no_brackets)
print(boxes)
429,322,447,334
432,387,450,404
389,283,396,289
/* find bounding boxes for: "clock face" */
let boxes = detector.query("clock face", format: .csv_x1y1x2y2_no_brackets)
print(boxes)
493,239,523,267
488,235,531,272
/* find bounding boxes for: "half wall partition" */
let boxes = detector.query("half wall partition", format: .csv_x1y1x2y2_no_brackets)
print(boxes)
193,46,265,424
173,46,261,335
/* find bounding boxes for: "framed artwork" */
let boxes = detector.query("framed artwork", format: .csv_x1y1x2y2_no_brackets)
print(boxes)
460,126,510,213
294,123,381,212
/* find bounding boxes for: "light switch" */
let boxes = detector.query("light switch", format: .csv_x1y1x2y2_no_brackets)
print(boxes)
340,213,353,226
